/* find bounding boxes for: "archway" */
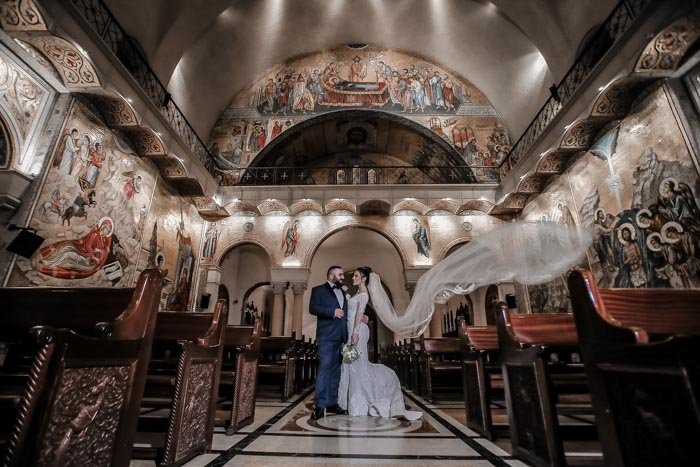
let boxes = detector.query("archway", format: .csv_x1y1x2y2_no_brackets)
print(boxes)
241,281,272,333
304,227,409,360
218,243,273,325
241,109,477,185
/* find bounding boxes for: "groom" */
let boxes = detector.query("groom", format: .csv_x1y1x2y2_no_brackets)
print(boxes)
309,265,349,420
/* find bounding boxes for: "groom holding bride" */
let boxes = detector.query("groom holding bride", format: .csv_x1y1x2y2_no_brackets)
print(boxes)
309,265,422,421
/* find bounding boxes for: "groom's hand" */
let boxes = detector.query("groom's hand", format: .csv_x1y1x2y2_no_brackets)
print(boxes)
341,285,348,293
334,308,344,319
362,315,369,325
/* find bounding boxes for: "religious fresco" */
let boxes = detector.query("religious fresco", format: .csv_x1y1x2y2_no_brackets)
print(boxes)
281,220,300,257
519,86,700,310
9,101,157,287
410,218,431,258
208,45,509,184
518,180,582,312
139,182,204,310
8,101,205,310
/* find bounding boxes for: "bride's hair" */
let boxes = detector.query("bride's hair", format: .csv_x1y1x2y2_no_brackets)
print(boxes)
356,266,372,284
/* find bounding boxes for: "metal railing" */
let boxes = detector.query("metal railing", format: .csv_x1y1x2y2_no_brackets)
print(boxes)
67,0,216,175
218,165,500,186
499,0,654,177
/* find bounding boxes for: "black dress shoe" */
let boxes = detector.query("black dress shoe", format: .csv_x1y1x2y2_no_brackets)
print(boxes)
327,405,348,415
310,407,325,420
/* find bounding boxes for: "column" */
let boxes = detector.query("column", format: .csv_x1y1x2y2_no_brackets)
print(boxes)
429,302,446,338
270,282,287,336
290,283,307,338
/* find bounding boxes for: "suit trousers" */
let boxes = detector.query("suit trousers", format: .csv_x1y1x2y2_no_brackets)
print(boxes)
315,340,342,409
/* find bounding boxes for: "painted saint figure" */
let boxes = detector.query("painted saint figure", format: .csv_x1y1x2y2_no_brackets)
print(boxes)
412,218,431,258
618,224,647,288
57,128,79,174
282,220,300,257
202,222,219,258
32,217,114,279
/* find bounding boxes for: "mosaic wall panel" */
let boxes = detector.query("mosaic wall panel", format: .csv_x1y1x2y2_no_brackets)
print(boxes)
8,101,204,305
519,85,700,312
517,176,584,312
208,45,509,183
140,179,204,310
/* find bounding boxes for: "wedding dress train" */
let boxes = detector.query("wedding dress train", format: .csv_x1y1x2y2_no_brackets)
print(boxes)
337,292,422,421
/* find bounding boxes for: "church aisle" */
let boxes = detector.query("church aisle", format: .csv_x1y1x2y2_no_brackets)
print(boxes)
158,390,526,467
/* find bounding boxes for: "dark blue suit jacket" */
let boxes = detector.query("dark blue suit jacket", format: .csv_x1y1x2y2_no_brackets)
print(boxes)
309,283,348,343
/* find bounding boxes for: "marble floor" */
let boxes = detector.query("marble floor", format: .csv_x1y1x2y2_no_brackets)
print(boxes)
131,390,531,466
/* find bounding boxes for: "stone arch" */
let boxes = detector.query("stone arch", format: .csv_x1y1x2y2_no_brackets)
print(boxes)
247,109,468,171
303,220,409,269
214,238,274,267
438,238,472,262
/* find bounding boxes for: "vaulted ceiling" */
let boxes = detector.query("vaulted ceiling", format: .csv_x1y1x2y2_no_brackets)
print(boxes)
104,0,616,143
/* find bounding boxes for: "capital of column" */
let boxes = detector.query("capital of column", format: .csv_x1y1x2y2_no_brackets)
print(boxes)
205,266,222,283
290,283,307,295
270,282,287,294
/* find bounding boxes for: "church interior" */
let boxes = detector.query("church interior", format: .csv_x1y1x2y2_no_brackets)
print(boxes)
0,0,699,465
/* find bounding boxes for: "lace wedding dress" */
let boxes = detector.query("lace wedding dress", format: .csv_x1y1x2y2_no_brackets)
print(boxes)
337,292,422,420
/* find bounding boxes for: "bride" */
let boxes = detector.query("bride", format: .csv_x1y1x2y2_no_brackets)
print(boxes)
338,266,423,421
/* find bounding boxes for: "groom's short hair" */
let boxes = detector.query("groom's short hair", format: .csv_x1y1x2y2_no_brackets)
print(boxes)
327,265,342,277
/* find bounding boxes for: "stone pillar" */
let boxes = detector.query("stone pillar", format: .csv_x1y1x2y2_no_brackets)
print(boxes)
270,282,287,336
290,283,307,338
429,302,446,338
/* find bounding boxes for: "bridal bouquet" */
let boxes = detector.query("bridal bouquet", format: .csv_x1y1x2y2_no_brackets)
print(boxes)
341,343,360,363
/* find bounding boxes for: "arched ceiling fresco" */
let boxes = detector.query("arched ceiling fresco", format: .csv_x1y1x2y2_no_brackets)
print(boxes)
208,44,508,185
104,0,618,142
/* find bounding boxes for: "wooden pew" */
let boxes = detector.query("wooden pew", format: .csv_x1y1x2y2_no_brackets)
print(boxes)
409,339,422,394
293,333,308,393
569,269,700,467
496,303,596,467
257,336,296,401
219,319,261,434
419,336,463,403
135,300,228,466
0,269,163,467
307,338,318,385
458,318,503,440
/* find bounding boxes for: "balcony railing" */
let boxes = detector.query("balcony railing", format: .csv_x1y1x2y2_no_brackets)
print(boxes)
498,0,654,177
67,0,216,175
219,165,499,186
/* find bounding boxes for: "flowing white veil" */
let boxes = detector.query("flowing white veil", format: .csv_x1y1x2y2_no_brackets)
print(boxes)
366,221,592,337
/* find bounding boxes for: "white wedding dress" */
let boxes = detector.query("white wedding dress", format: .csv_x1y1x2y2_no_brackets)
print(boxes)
337,292,422,420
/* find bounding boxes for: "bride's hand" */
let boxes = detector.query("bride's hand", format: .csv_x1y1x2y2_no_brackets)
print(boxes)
361,315,369,325
351,333,359,345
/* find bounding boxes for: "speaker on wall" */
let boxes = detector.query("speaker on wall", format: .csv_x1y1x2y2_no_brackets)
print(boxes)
6,225,44,259
199,293,211,309
505,294,517,309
